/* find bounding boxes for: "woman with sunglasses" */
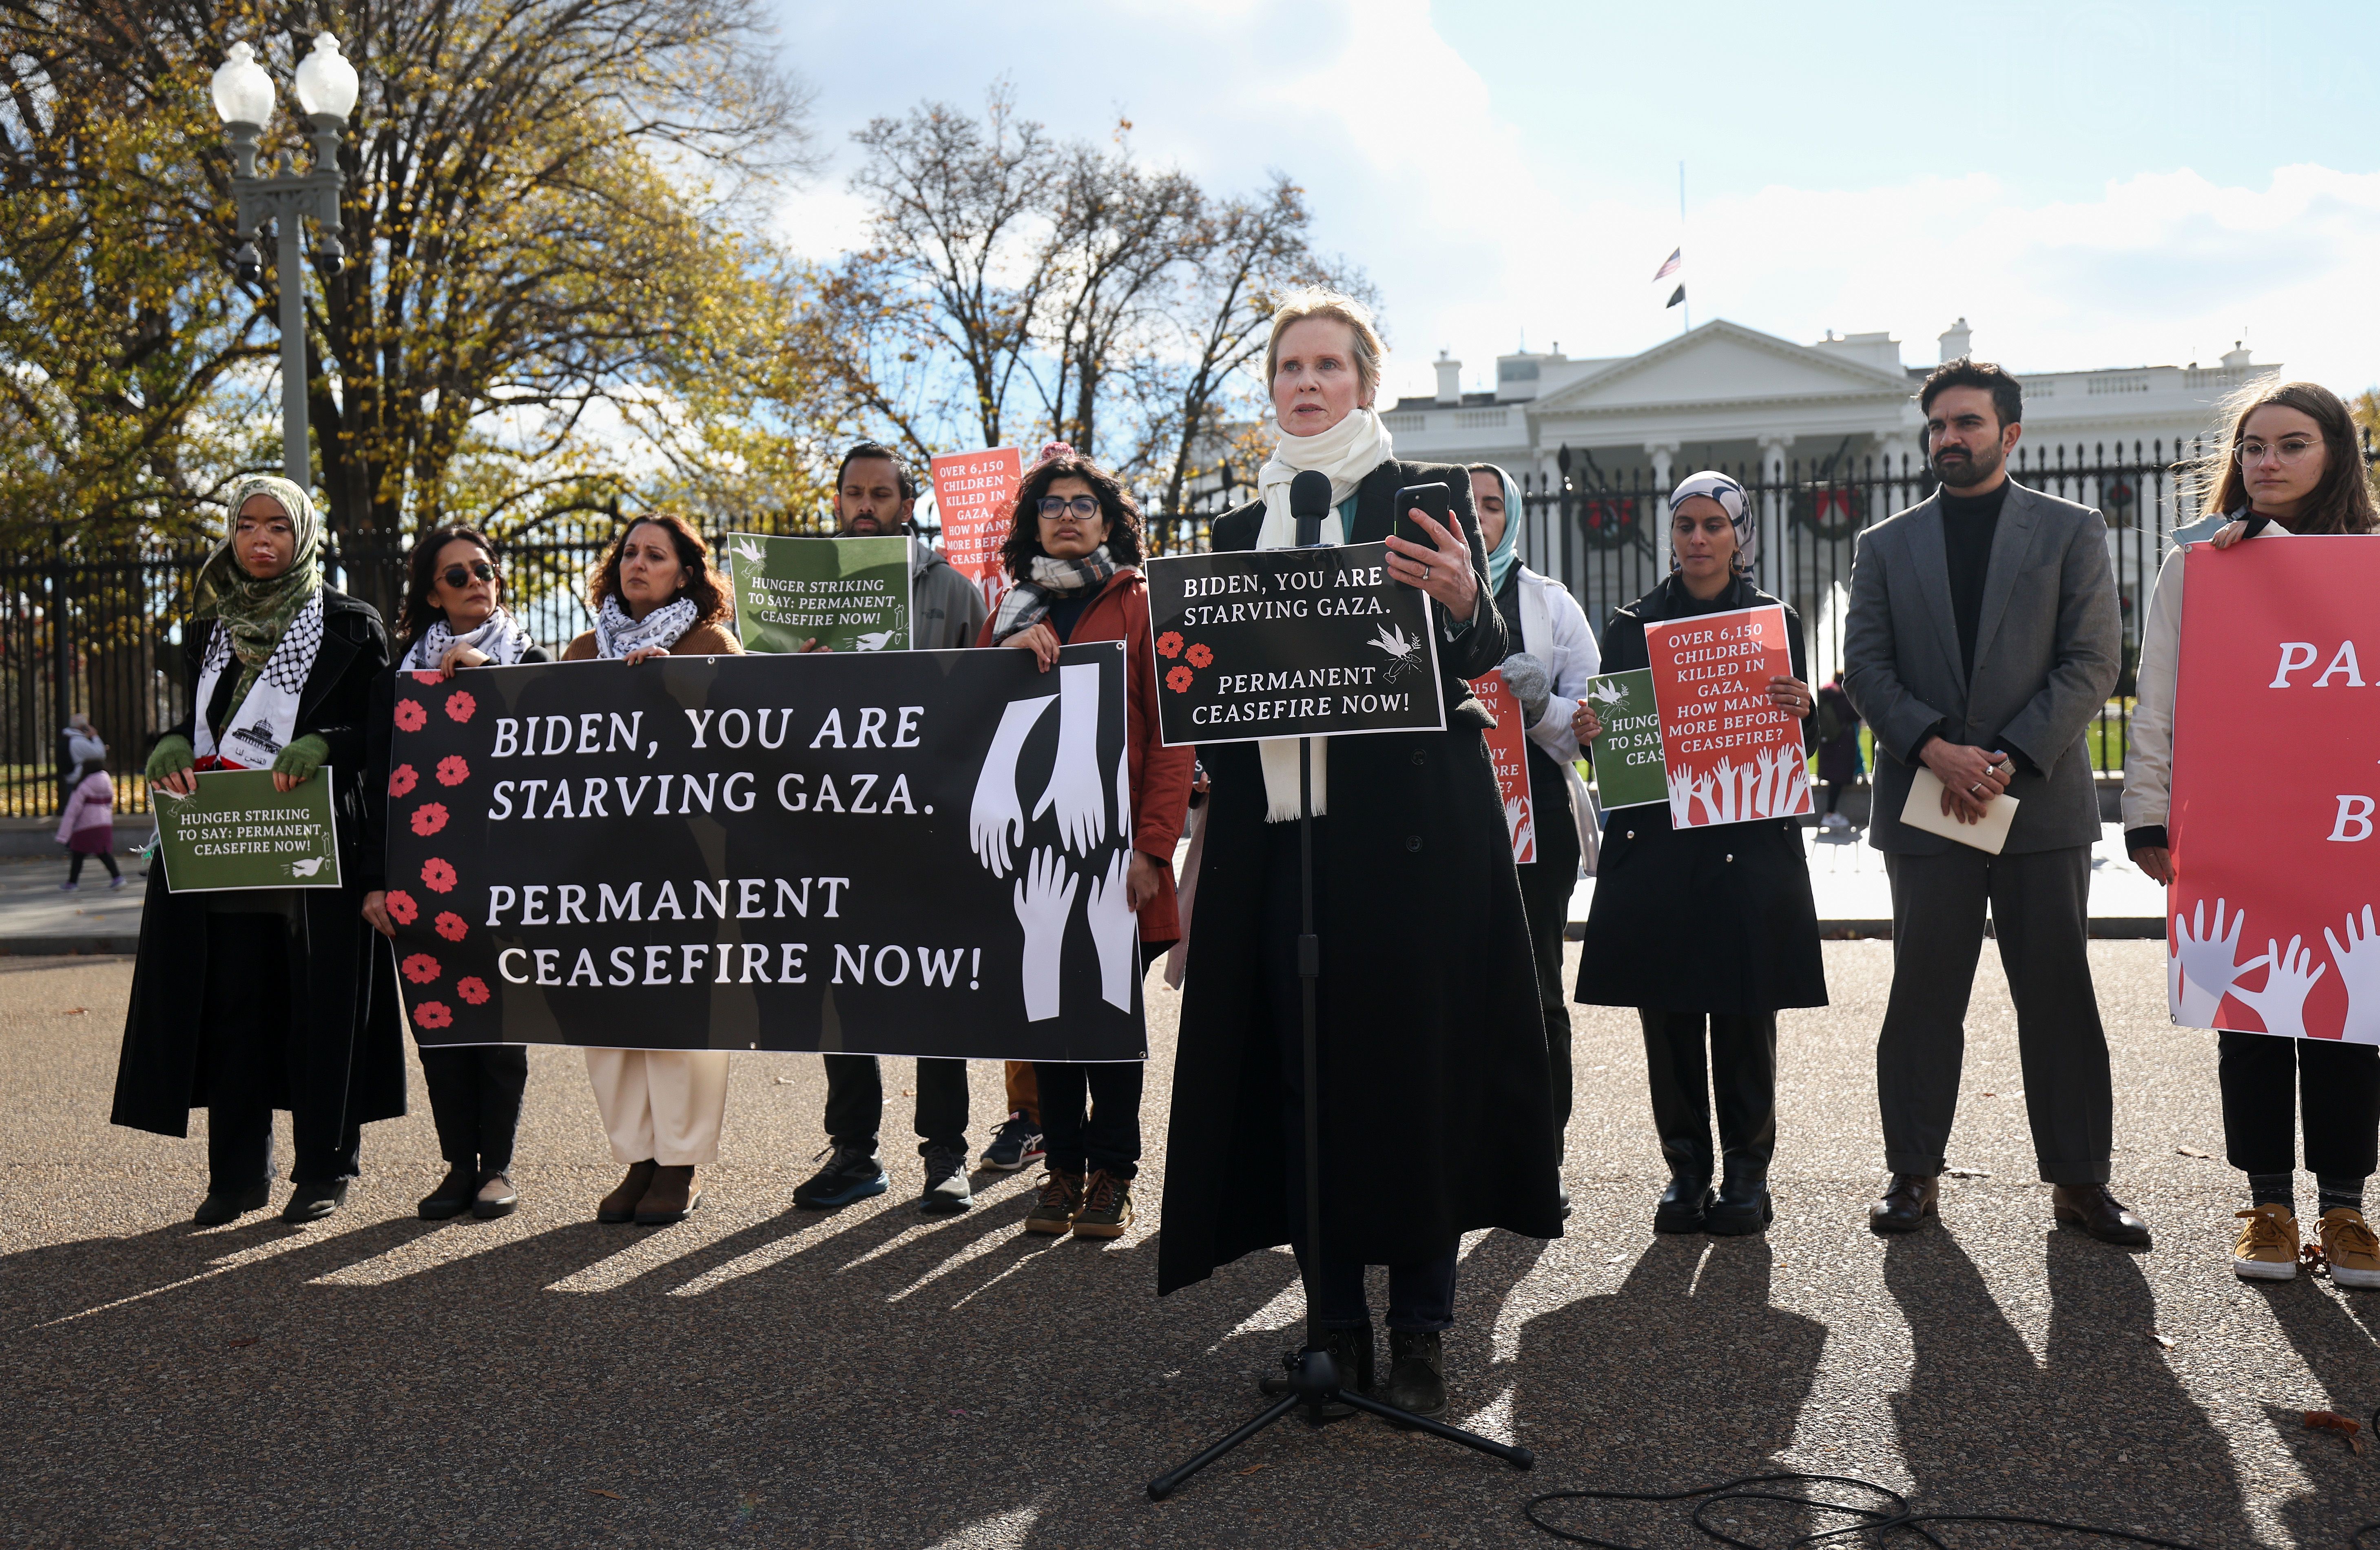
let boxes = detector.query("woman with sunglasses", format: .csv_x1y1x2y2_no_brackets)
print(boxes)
362,525,547,1220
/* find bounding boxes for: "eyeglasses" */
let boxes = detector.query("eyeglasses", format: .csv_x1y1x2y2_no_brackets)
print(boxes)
2236,437,2320,465
440,561,498,588
1037,496,1100,519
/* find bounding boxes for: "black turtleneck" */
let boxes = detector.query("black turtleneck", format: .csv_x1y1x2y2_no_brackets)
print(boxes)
1939,479,2008,675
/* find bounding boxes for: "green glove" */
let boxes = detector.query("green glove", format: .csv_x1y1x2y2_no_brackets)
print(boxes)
272,734,330,784
145,734,194,784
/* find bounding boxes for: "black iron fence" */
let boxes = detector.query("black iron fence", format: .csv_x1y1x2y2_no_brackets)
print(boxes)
5,440,2364,817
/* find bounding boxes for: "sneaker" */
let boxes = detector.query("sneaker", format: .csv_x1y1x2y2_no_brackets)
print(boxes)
980,1112,1045,1172
793,1145,888,1209
1821,812,1851,830
2320,1207,2380,1289
108,875,128,890
56,881,77,892
2233,1204,2299,1281
1072,1169,1133,1238
1024,1169,1083,1234
920,1144,972,1215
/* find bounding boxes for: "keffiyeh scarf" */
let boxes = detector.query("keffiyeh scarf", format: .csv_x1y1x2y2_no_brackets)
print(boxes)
990,546,1120,643
194,591,326,769
592,593,696,660
401,607,537,673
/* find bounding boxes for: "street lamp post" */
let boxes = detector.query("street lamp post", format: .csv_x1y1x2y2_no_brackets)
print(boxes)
210,35,359,489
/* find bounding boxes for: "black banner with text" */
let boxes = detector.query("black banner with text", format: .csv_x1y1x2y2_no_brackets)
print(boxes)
380,645,1145,1060
1143,542,1446,746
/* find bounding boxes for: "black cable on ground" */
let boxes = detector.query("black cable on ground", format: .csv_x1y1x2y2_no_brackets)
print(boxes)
1523,1471,2221,1550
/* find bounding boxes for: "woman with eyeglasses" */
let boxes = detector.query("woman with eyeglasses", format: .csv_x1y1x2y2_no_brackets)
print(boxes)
2123,380,2380,1287
977,443,1195,1242
362,525,548,1221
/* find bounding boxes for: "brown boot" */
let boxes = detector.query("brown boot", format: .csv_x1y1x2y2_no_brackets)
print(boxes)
1024,1169,1083,1234
635,1165,703,1225
1072,1169,1134,1239
598,1160,658,1224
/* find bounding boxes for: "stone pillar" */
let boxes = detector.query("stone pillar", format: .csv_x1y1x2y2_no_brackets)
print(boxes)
1646,440,1680,573
1874,433,1909,523
1757,434,1793,598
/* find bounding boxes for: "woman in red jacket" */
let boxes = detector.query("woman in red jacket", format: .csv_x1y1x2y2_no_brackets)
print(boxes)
979,444,1194,1239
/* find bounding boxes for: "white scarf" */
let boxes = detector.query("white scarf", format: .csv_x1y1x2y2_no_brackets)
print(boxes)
401,607,536,674
1253,407,1395,821
193,591,326,769
592,594,696,660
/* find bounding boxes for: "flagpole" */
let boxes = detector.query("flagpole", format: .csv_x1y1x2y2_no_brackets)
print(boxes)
1679,161,1688,334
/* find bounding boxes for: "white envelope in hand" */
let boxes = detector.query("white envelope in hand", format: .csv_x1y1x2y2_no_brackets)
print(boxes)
1900,766,2019,855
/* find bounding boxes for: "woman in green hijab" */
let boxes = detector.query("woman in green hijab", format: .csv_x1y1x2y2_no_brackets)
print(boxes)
114,476,407,1226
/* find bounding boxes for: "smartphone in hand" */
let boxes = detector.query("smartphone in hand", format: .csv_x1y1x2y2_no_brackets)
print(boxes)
1391,482,1452,587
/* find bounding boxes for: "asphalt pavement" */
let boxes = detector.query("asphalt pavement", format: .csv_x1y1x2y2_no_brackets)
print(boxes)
4,943,2377,1548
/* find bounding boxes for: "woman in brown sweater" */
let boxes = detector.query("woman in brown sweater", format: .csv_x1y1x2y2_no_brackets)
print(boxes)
561,514,741,1224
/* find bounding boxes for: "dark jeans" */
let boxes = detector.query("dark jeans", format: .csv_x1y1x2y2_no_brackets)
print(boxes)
2220,1031,2380,1178
1641,1010,1777,1180
1877,846,2112,1184
823,1054,968,1156
67,850,119,883
419,1044,529,1173
1821,781,1850,815
1261,818,1458,1333
1034,1059,1142,1179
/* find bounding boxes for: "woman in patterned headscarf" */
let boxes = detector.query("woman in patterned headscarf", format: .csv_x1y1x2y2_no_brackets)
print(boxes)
1571,470,1826,1240
114,475,406,1228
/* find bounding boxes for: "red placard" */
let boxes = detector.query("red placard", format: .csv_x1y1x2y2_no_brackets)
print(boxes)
2169,537,2380,1043
1643,603,1811,828
1470,669,1536,864
929,447,1023,616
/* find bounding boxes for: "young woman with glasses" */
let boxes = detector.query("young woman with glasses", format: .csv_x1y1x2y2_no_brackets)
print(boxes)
2123,380,2380,1287
980,443,1194,1242
362,525,548,1221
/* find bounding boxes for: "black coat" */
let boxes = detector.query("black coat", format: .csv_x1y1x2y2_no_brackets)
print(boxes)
112,589,408,1138
1574,574,1827,1016
1157,458,1566,1297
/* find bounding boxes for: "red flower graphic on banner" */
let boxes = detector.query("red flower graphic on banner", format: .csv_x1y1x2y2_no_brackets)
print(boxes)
411,671,443,686
1186,642,1213,669
435,754,469,786
434,911,467,942
401,952,441,985
1166,664,1194,693
421,857,456,893
385,890,418,925
445,689,476,723
410,802,449,837
456,977,491,1006
1157,631,1183,658
393,699,427,732
412,1000,452,1030
388,763,418,798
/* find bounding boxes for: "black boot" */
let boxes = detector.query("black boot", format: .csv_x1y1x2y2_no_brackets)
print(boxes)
193,1180,271,1227
1703,1156,1773,1236
1654,1174,1713,1233
1382,1329,1447,1419
281,1178,349,1224
418,1164,476,1221
1260,1322,1372,1418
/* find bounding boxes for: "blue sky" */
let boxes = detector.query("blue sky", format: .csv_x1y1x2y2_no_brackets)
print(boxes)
770,0,2380,403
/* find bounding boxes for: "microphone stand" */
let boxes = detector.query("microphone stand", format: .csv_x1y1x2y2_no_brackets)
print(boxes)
1145,528,1534,1501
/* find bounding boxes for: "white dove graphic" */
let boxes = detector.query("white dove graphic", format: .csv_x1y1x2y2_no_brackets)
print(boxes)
731,537,767,568
288,857,328,878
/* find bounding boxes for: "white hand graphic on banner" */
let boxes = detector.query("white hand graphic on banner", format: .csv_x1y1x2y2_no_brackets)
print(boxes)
2170,898,2267,1028
970,693,1056,877
1013,846,1078,1022
2234,935,2328,1041
1083,849,1140,1012
1114,745,1131,843
1034,663,1107,855
2325,906,2380,1044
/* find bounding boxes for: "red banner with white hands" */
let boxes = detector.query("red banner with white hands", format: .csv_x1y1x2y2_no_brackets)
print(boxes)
2169,537,2380,1042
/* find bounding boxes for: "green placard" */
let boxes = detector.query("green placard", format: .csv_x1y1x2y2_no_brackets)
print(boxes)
154,768,343,892
1584,669,1668,810
726,533,912,655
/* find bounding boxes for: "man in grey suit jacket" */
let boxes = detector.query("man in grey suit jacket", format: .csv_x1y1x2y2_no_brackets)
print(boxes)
1842,359,2148,1246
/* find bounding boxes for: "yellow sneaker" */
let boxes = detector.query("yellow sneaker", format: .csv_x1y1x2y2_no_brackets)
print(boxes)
2319,1208,2380,1290
2233,1205,2299,1281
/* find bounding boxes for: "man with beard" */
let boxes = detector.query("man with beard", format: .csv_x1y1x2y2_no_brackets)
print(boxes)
790,441,993,1215
1841,359,2143,1246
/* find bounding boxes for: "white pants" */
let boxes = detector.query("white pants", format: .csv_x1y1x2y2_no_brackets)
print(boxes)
584,1048,730,1166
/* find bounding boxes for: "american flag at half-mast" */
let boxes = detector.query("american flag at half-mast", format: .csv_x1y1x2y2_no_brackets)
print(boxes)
1652,247,1685,308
